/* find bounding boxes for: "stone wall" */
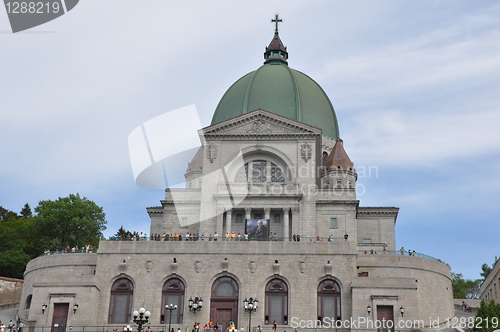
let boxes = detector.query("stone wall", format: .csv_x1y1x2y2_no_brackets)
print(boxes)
0,276,23,306
19,241,453,332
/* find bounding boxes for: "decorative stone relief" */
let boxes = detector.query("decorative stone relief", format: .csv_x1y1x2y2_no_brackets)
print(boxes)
119,260,127,274
194,261,201,273
322,144,333,152
248,120,272,133
301,143,312,163
292,207,300,215
299,261,306,273
222,258,229,272
249,260,256,273
273,260,280,275
145,260,152,273
171,261,178,274
207,143,218,163
325,261,332,275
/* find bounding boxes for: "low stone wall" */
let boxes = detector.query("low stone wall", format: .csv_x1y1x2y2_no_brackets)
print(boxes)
0,276,24,306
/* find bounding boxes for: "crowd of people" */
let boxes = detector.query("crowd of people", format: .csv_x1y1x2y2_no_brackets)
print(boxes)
42,245,94,255
112,232,355,242
0,320,24,332
115,232,298,242
399,247,418,256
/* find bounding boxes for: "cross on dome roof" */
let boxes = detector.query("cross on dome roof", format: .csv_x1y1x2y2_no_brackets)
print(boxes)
272,14,282,34
264,14,288,64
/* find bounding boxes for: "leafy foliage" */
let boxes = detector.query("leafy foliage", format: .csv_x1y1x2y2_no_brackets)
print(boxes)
33,194,107,251
475,299,500,332
452,272,481,299
0,195,107,279
20,203,32,218
0,210,33,278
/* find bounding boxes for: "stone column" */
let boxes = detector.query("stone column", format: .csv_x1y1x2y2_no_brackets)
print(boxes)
264,207,271,238
283,208,290,241
291,207,300,239
264,208,271,220
216,207,225,237
225,209,232,237
266,161,272,182
245,207,252,220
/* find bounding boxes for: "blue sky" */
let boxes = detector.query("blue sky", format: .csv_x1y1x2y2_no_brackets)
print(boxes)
1,1,499,280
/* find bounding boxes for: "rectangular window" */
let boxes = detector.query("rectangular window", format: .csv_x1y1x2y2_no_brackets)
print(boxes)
181,218,187,227
254,213,262,219
198,180,202,188
336,179,342,188
236,214,243,223
362,238,372,244
274,213,281,223
330,218,337,229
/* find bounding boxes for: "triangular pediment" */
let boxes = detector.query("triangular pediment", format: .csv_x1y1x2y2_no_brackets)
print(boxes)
202,109,322,138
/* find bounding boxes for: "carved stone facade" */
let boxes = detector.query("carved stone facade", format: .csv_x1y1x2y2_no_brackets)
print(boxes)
18,28,454,332
19,109,454,332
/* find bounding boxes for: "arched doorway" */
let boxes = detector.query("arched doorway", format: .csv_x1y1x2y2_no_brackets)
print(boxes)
210,276,239,331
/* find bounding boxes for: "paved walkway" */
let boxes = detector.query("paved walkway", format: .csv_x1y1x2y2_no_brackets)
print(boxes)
0,307,18,325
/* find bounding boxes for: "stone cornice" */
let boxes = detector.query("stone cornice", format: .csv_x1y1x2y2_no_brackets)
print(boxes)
316,200,359,206
202,109,322,139
357,207,399,219
213,194,303,200
161,201,201,206
204,133,321,140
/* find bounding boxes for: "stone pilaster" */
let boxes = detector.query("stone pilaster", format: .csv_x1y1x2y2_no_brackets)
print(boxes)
283,208,290,241
225,209,232,236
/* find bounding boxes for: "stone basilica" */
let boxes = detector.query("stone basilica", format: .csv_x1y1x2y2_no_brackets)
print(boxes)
19,18,454,332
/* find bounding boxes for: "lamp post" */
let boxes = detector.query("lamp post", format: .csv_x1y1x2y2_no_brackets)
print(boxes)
132,308,151,332
166,304,178,332
188,297,203,313
243,298,258,332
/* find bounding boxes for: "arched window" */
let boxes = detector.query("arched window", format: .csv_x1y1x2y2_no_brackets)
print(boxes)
317,280,341,322
234,164,248,183
234,161,285,183
108,278,134,324
265,279,288,325
161,278,185,324
211,276,239,297
25,294,32,309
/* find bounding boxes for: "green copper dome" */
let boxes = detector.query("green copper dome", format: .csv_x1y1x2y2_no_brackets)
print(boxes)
211,29,340,139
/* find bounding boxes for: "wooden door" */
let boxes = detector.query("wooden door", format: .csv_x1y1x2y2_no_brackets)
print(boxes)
51,303,69,332
215,308,233,330
376,305,394,332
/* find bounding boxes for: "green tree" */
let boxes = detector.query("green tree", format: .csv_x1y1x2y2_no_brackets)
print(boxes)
480,257,499,280
20,203,32,218
452,272,468,299
452,272,481,299
481,263,493,280
0,208,33,278
33,194,107,251
475,299,500,332
0,206,18,221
